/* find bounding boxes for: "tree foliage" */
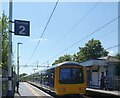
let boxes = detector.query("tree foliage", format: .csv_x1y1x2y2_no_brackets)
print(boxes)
52,39,109,64
115,53,120,76
19,73,27,79
73,39,109,62
115,53,120,59
52,54,73,65
0,12,9,68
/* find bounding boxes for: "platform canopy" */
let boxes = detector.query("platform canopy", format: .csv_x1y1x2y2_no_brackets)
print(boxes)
79,56,120,67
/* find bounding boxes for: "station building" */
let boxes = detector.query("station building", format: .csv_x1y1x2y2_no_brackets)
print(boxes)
79,56,120,90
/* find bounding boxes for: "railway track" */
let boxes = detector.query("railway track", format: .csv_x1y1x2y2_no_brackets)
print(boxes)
83,95,92,98
29,82,93,98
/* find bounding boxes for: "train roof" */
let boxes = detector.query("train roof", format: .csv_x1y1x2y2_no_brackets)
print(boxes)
49,61,82,69
57,61,82,66
26,61,83,76
35,61,83,74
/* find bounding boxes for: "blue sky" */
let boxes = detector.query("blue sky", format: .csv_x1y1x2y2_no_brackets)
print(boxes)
2,1,119,75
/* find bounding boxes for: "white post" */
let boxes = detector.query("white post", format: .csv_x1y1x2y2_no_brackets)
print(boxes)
7,0,13,96
17,43,22,81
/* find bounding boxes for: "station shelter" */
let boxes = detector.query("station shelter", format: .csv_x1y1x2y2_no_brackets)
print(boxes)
79,56,120,90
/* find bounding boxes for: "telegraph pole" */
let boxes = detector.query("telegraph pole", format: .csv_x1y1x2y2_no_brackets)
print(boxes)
7,0,13,96
47,61,49,67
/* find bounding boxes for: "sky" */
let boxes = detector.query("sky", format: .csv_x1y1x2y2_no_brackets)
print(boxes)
1,1,119,75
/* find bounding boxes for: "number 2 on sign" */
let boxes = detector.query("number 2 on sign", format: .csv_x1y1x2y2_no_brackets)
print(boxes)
19,25,25,34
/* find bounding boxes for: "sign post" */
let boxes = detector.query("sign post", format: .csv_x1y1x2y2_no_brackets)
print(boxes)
7,1,30,96
7,0,13,96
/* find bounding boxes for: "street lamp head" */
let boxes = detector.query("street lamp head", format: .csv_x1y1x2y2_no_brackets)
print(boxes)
18,42,23,45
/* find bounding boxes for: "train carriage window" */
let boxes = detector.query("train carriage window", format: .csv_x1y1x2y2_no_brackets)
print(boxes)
48,68,55,87
41,69,55,87
59,67,84,84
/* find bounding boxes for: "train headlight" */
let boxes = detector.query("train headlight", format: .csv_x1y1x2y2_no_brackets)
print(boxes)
79,87,85,91
59,88,66,92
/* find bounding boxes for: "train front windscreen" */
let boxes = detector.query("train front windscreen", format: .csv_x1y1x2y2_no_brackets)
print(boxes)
59,67,84,84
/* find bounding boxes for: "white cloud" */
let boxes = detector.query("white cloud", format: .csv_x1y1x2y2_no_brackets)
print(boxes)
44,38,48,41
30,38,48,42
108,51,114,56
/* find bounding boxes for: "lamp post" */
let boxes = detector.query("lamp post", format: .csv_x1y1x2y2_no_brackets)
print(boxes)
17,42,23,81
17,42,22,92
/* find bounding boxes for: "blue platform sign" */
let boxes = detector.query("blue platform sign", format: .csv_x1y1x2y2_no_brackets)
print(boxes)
14,20,30,36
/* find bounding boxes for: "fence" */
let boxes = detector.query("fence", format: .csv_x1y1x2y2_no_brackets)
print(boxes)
113,76,120,91
0,66,17,97
86,75,120,91
104,76,120,91
0,67,2,98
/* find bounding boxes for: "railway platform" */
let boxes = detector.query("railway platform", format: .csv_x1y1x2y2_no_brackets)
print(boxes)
14,82,120,98
86,87,120,97
28,81,120,97
14,82,53,97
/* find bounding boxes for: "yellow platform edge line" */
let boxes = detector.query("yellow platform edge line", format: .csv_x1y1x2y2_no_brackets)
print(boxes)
24,82,41,97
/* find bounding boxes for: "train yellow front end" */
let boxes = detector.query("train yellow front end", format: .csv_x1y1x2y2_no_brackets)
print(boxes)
54,63,86,96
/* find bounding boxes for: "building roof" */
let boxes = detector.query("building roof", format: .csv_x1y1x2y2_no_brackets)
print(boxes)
79,59,107,67
79,56,120,67
98,56,120,62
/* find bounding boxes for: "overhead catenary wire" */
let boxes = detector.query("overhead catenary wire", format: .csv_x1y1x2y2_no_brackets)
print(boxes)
62,16,120,52
26,0,59,65
44,2,100,57
96,28,117,39
29,2,100,67
106,44,120,50
41,16,119,65
18,64,50,67
68,28,117,54
21,44,120,67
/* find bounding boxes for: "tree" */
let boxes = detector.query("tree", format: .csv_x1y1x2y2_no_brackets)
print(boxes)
0,12,9,68
52,39,108,64
115,53,120,76
73,39,109,62
19,73,27,79
52,54,73,65
115,53,120,59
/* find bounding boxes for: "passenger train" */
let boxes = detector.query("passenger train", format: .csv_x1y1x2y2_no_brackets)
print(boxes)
22,61,86,96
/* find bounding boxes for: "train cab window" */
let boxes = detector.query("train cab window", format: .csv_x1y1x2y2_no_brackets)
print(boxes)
59,68,84,84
